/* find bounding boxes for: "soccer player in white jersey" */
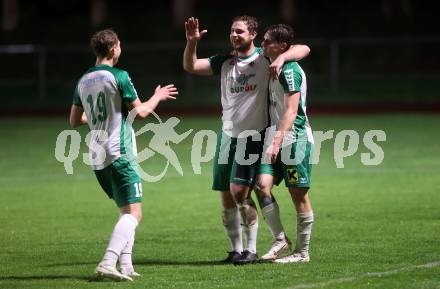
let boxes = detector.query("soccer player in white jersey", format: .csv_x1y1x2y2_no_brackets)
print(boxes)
256,24,314,263
69,29,177,280
183,16,310,264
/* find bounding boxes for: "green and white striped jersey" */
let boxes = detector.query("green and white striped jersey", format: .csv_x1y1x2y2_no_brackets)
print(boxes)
269,61,314,144
72,64,138,170
209,47,270,137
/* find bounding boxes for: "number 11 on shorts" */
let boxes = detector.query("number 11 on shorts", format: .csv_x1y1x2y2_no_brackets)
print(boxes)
134,182,142,198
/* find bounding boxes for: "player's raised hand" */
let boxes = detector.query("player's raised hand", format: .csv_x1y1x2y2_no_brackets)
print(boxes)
185,17,208,43
268,56,284,80
154,84,178,101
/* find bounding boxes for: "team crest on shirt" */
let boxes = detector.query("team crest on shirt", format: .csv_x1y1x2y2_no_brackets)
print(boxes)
229,73,257,93
287,168,298,184
234,73,255,85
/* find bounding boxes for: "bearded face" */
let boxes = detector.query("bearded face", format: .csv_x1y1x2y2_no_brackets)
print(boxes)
230,21,256,53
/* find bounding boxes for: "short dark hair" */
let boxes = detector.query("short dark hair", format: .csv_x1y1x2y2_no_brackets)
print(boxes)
90,29,119,58
265,24,295,46
232,15,259,33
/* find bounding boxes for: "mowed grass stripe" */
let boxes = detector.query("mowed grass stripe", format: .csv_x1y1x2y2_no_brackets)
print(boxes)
0,115,439,289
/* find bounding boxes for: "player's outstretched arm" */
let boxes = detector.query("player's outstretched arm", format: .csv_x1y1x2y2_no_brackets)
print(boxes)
127,84,178,119
269,45,310,80
183,17,213,75
69,105,88,128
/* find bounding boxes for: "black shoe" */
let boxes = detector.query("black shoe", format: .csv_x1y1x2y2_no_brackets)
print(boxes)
233,250,258,265
221,251,242,263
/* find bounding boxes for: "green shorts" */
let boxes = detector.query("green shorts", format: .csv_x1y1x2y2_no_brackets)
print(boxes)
94,158,142,208
212,130,264,191
258,141,313,188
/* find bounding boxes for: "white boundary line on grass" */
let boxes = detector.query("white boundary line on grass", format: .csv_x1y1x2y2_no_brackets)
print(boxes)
287,261,440,289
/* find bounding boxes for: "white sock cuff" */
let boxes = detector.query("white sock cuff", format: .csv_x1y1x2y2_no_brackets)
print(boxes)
121,213,139,227
298,211,314,222
297,211,313,218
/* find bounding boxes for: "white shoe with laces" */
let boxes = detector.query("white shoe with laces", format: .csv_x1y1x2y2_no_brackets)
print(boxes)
261,237,292,260
120,266,141,277
274,252,310,263
95,263,133,281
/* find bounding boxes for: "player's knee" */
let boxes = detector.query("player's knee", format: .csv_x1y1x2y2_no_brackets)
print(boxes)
133,211,142,223
254,182,274,208
289,187,308,203
120,205,142,223
230,183,247,194
230,184,249,203
127,211,142,223
220,191,236,209
254,179,272,197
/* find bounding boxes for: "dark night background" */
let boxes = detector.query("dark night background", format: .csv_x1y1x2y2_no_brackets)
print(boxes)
1,0,439,112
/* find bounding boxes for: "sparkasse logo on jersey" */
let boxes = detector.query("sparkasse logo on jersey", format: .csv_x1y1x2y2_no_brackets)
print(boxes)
229,73,257,93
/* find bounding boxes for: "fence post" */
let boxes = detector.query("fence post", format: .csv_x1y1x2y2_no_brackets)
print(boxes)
38,45,47,99
330,40,339,92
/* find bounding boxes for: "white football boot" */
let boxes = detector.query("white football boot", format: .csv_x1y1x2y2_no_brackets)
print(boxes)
95,263,133,281
261,237,292,261
274,252,310,263
120,266,141,277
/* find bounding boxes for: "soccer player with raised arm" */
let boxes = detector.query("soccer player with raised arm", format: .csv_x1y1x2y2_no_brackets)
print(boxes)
69,29,177,280
257,24,314,263
183,16,310,264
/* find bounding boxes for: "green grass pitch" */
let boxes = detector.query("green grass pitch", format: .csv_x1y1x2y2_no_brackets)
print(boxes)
0,114,439,289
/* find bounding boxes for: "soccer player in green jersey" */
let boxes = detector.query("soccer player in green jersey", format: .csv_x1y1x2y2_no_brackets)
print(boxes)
69,29,177,280
257,24,314,263
183,16,310,264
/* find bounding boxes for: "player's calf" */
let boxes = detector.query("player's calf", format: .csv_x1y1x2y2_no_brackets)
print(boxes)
289,188,314,256
237,197,259,254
